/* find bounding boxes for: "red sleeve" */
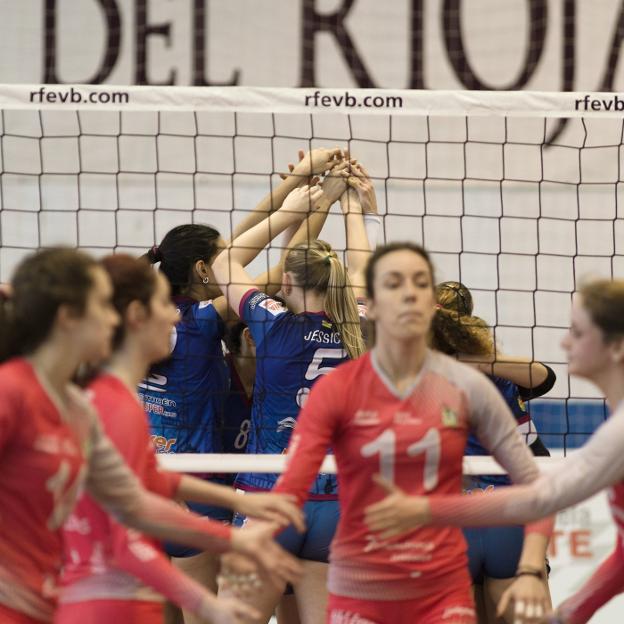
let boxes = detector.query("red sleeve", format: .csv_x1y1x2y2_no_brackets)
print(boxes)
273,372,343,506
109,521,211,614
143,439,181,499
0,376,19,453
557,540,624,624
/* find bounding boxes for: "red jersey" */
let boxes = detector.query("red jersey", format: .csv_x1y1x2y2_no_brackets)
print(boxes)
274,350,546,601
429,400,624,623
0,359,90,621
60,375,216,615
0,361,232,622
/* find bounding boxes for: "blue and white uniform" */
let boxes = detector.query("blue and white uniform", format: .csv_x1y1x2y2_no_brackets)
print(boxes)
221,354,253,485
233,289,353,562
463,375,550,583
140,295,231,556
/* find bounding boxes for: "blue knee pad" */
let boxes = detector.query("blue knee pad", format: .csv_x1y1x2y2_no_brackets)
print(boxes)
233,499,339,563
165,501,233,558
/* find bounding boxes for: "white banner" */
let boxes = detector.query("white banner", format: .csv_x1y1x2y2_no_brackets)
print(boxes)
2,0,624,94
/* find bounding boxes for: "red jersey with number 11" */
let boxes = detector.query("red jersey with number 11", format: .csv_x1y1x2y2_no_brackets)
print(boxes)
274,350,548,601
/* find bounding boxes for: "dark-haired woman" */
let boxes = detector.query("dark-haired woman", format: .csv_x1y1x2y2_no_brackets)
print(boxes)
213,179,372,624
143,149,344,623
431,281,554,624
0,248,299,624
269,242,553,624
57,255,303,624
366,279,624,624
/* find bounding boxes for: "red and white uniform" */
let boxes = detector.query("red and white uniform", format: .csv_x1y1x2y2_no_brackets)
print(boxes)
0,359,231,623
429,399,624,624
274,350,550,623
58,374,216,622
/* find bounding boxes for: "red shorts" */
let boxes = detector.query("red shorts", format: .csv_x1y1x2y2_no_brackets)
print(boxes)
327,586,476,624
54,599,163,624
0,604,44,624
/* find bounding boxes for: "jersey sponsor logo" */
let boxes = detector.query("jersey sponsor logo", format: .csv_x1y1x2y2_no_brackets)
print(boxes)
258,297,288,316
329,610,377,624
151,435,177,453
198,300,213,309
353,409,380,426
33,434,79,456
277,417,297,432
441,406,459,427
64,513,92,535
393,411,422,426
442,606,476,620
139,373,168,393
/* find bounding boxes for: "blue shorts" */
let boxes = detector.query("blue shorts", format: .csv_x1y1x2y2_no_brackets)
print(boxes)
463,525,524,584
165,500,233,558
233,499,339,563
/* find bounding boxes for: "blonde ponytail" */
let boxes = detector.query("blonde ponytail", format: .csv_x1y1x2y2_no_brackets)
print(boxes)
285,240,365,360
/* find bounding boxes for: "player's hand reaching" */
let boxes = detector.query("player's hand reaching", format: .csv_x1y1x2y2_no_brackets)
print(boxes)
280,184,324,216
230,521,302,589
293,147,343,176
279,149,320,187
321,159,351,204
347,162,378,215
497,572,551,624
233,492,305,532
364,475,431,539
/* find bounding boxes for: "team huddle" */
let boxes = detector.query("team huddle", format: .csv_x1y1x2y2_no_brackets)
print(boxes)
0,148,623,624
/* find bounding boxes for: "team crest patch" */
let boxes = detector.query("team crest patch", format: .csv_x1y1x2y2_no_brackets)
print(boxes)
441,406,458,427
322,319,333,329
517,396,527,412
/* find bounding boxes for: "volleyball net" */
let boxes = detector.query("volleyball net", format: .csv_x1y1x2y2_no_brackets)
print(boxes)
0,85,621,474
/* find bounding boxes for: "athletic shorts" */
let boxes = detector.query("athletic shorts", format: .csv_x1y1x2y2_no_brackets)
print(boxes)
54,599,163,624
327,584,476,624
463,525,524,584
233,499,339,563
0,604,43,624
165,500,233,558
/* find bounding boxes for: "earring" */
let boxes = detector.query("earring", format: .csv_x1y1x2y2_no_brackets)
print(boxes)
202,276,209,284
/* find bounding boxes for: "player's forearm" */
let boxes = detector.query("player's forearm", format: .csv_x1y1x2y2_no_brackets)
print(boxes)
113,534,216,616
558,546,624,624
227,209,306,268
230,174,302,241
516,531,550,572
176,475,239,509
115,488,233,553
341,194,370,286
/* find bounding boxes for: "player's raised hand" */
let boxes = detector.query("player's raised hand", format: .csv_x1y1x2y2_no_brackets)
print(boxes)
496,573,551,624
230,521,302,589
320,159,351,204
234,492,305,532
347,162,378,215
293,147,344,176
280,184,323,215
364,474,431,539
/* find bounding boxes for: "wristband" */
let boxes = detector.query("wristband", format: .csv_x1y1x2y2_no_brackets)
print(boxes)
515,568,545,581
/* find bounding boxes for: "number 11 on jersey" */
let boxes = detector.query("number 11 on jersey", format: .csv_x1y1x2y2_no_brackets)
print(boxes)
361,428,441,491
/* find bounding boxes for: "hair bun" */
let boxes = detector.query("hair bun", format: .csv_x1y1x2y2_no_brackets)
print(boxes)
148,245,163,264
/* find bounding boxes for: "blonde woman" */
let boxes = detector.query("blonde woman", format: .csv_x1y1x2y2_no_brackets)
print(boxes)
211,182,370,624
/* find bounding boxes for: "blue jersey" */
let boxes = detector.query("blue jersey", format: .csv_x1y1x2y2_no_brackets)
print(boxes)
140,296,229,455
465,375,529,488
222,355,252,455
236,290,350,497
